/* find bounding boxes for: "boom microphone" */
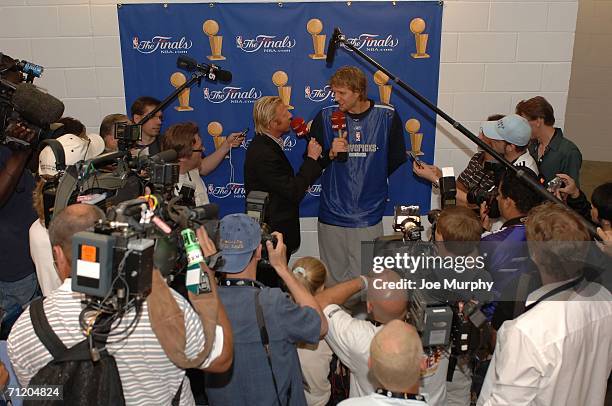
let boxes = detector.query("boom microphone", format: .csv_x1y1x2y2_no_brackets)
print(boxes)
326,28,342,66
176,55,232,83
331,111,347,162
12,83,64,128
290,117,309,140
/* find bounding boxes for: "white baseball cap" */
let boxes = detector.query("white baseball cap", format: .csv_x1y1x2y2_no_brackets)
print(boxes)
38,133,105,176
481,114,531,147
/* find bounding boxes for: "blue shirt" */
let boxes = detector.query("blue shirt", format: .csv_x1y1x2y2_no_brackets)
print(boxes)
0,146,37,282
205,281,321,406
311,102,406,228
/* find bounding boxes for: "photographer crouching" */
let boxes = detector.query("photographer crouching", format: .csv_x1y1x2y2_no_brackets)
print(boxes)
7,203,232,405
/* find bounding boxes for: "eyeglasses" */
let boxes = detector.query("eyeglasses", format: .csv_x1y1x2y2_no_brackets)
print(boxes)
192,148,203,153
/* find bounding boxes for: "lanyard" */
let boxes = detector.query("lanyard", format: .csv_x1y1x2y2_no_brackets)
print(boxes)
375,388,426,401
524,277,584,312
219,278,265,289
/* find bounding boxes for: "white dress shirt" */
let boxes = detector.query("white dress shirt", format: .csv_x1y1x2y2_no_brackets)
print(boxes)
29,219,62,296
477,278,612,406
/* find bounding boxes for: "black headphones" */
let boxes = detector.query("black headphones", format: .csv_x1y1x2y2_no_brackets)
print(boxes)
39,139,66,228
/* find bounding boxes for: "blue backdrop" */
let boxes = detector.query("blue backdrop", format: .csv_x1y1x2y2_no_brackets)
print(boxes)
117,1,442,217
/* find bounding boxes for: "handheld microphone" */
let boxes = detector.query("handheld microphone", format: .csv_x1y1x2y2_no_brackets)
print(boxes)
326,28,342,66
331,111,348,162
176,55,232,83
290,117,310,140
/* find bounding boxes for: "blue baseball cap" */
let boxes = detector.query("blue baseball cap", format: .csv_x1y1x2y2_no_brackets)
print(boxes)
218,213,262,273
481,114,531,147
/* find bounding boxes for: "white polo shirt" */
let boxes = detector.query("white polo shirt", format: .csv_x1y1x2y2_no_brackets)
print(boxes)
323,304,448,405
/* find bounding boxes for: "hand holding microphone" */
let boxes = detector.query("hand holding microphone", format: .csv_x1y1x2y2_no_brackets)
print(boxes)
291,117,323,161
330,111,348,162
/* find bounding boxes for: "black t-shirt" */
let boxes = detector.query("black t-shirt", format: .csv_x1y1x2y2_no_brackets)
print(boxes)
0,146,37,281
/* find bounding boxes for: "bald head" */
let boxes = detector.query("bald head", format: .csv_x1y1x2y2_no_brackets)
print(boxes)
49,204,105,279
368,270,408,324
370,320,423,392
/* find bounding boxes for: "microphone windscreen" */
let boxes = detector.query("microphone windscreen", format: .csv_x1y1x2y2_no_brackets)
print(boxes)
331,111,346,130
216,69,232,83
13,83,64,128
151,149,178,163
177,55,197,71
290,117,308,137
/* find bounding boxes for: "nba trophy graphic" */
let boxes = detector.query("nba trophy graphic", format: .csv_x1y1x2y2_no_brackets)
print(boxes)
406,119,424,156
170,72,194,112
307,18,326,60
373,70,392,104
410,18,430,59
203,19,226,61
207,121,226,153
272,70,293,110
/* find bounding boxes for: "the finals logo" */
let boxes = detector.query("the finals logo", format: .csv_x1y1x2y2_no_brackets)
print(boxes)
305,85,334,103
345,33,399,52
202,86,263,104
236,34,297,53
132,35,193,54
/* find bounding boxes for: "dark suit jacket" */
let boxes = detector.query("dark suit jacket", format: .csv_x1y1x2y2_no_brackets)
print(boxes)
244,133,322,255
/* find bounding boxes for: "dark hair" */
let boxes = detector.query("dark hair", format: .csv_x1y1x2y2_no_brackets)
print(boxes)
162,122,199,159
591,182,612,223
99,113,128,138
487,114,505,122
515,96,555,126
130,96,161,117
56,117,86,138
499,167,544,214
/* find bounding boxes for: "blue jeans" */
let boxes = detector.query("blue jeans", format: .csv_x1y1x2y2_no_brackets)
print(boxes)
0,273,40,339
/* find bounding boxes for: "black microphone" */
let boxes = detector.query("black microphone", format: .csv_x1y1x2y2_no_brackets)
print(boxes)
150,149,178,163
188,203,220,221
326,28,342,66
12,83,64,128
176,55,232,83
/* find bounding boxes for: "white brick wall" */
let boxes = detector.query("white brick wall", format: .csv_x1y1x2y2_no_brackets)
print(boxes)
0,0,579,261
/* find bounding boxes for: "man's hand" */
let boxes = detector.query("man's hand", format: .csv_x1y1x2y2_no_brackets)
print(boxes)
480,202,492,231
0,361,8,389
307,138,322,160
554,173,580,200
6,122,37,145
596,223,612,257
329,136,348,159
412,161,441,184
266,231,288,273
196,226,217,257
222,132,245,151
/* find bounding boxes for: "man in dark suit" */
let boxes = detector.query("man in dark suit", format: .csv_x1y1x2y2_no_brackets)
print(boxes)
245,96,322,260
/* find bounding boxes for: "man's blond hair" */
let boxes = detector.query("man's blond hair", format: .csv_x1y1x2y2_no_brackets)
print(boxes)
253,96,283,134
370,320,423,392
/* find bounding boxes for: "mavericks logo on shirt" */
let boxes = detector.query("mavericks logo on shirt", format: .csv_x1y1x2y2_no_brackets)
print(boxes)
348,144,378,157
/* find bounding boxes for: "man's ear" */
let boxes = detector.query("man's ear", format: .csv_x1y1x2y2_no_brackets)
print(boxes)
52,245,71,280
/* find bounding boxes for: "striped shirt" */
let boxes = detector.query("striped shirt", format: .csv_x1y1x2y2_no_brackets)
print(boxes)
8,279,223,406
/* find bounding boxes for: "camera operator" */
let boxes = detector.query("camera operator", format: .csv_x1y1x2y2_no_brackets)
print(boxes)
30,122,105,296
516,96,582,185
131,96,163,156
245,96,322,260
479,168,544,329
8,203,231,405
162,122,242,206
0,54,39,338
204,214,327,406
99,113,128,152
338,320,428,406
413,114,537,208
477,203,612,406
314,269,447,405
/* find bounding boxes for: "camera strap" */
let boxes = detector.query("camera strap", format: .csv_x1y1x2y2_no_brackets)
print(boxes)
254,290,287,406
524,276,584,312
